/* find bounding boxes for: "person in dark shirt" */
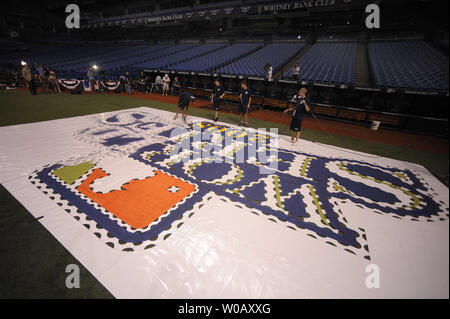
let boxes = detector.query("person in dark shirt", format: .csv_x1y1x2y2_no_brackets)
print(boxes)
283,87,312,145
136,72,146,92
171,76,181,96
174,91,195,124
125,71,132,95
48,69,61,94
239,81,252,126
144,75,153,94
210,79,225,122
22,64,37,95
42,66,50,92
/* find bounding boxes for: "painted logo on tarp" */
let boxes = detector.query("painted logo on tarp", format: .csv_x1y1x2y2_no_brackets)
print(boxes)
29,110,449,257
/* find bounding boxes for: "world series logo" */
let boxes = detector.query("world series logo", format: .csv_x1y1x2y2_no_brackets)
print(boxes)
29,110,449,258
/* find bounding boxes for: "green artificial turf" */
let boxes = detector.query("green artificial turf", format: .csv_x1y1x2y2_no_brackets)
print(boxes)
0,89,448,298
0,185,113,299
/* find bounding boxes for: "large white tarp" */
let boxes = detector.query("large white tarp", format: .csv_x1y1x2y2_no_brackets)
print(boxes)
0,107,448,298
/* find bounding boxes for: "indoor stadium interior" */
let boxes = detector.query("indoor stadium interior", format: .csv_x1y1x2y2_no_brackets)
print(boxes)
0,0,448,305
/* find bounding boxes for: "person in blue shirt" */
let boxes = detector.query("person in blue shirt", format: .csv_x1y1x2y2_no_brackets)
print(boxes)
87,68,96,94
283,87,312,145
210,79,225,122
174,91,195,124
35,64,43,85
239,81,252,126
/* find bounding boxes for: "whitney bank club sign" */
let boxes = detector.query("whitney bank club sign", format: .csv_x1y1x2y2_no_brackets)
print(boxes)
86,0,347,28
259,0,341,13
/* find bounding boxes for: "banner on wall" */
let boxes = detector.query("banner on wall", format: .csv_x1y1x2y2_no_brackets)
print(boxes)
146,14,183,24
58,79,82,90
100,80,120,91
83,80,91,92
258,0,338,14
86,0,352,28
224,7,234,15
58,79,119,92
83,80,101,92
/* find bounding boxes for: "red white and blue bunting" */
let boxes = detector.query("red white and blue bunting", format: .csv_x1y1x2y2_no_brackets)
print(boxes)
224,7,234,14
100,81,120,91
58,79,82,90
57,79,120,91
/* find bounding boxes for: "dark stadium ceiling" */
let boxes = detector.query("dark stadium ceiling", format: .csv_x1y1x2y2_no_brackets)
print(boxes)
1,0,447,38
2,0,439,18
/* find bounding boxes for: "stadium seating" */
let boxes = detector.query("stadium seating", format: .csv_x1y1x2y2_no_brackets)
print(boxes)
284,42,356,85
1,38,448,93
216,42,305,76
86,44,174,72
135,43,227,70
368,40,449,91
51,45,148,71
170,43,262,72
0,45,78,65
0,45,135,77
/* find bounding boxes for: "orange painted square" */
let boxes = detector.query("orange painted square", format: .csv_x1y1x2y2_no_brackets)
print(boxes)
77,168,195,229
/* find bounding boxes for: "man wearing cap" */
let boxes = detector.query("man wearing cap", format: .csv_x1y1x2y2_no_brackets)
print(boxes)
174,91,195,124
162,74,170,96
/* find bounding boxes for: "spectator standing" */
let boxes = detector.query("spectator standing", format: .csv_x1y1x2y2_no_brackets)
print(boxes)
144,75,153,94
162,74,170,95
22,64,37,95
87,68,96,94
48,70,61,94
292,63,300,81
35,64,44,86
137,72,146,92
265,62,273,81
125,71,132,95
171,76,181,95
155,75,163,93
42,66,50,91
119,74,125,92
